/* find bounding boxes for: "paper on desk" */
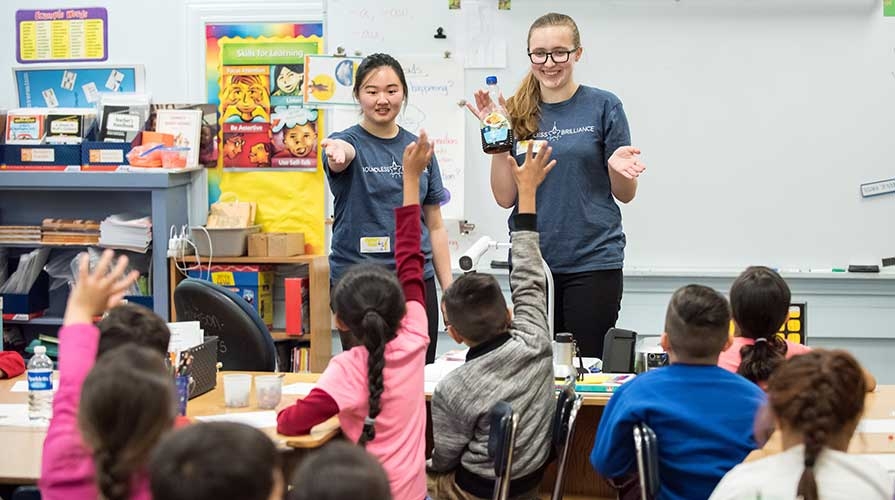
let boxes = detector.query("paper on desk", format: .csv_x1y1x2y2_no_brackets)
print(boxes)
282,382,316,396
167,321,204,353
857,419,895,433
10,380,57,393
196,411,277,429
0,403,49,427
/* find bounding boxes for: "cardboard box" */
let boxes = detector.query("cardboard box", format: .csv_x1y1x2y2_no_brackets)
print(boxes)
187,265,274,327
268,233,304,257
248,233,268,257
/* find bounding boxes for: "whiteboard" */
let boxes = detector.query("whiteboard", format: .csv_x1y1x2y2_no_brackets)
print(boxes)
1,0,892,270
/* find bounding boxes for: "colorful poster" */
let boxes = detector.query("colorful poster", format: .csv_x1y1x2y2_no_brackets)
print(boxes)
303,55,362,106
208,27,326,255
16,8,108,64
13,65,145,108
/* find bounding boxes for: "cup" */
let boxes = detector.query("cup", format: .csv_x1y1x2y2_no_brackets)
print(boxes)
223,374,252,408
255,375,283,410
174,375,190,416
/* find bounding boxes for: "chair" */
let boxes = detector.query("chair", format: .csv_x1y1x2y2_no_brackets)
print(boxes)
602,328,637,373
551,382,584,500
11,486,41,500
633,423,659,500
487,401,518,500
173,278,277,371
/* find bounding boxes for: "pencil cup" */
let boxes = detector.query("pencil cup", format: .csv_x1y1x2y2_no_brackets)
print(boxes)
255,375,282,410
175,376,190,416
223,374,252,408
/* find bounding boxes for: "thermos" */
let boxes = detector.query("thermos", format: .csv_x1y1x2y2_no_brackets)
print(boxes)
553,332,576,380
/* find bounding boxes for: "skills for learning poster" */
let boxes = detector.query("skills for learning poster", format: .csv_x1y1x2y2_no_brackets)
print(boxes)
206,24,325,254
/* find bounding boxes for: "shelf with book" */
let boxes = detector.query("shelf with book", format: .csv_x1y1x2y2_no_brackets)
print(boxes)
168,254,331,372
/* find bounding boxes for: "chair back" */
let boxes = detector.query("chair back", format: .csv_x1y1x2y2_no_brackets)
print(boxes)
487,401,518,500
551,382,583,500
173,278,276,371
11,486,41,500
602,328,637,373
633,422,659,500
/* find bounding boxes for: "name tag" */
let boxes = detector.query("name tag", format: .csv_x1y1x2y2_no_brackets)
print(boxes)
515,139,548,156
360,236,391,254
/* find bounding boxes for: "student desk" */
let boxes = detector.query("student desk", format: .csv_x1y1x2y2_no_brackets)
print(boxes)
0,372,340,485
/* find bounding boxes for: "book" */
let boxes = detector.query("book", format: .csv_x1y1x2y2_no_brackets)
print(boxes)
148,103,219,168
557,373,636,393
154,109,203,167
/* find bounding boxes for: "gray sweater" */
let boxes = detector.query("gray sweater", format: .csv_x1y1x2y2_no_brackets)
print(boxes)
429,217,555,494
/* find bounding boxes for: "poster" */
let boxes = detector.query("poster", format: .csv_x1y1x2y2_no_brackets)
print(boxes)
217,37,321,171
13,65,144,108
303,55,362,106
396,56,466,220
16,8,108,64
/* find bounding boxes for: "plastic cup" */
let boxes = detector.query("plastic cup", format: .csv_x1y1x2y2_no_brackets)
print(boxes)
223,374,252,408
255,375,283,410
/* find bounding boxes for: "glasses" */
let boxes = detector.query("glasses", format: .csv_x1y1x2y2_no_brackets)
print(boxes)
528,48,578,65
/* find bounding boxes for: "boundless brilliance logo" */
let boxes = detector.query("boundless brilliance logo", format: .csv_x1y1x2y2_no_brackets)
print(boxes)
363,160,404,178
534,122,595,142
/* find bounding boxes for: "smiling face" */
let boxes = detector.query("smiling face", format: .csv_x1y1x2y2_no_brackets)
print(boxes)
283,122,317,157
356,66,405,127
527,25,582,93
276,66,302,94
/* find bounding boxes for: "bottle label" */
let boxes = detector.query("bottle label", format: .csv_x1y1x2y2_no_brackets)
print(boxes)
28,370,53,391
482,112,510,144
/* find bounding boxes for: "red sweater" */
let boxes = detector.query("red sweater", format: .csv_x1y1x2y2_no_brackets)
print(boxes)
0,351,25,378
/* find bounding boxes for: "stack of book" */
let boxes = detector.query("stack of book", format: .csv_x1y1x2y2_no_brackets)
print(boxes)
99,213,152,253
41,219,100,245
0,226,41,245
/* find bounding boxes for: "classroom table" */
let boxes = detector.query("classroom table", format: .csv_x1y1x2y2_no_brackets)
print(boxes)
0,371,340,485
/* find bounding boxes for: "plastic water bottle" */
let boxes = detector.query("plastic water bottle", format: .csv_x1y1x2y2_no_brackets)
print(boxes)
28,346,54,421
479,76,514,154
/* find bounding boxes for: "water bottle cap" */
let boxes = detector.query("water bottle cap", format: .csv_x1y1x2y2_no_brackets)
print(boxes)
485,76,498,85
555,332,574,343
34,346,46,355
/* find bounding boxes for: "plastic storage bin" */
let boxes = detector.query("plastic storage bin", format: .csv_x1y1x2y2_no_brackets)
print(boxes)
190,225,261,257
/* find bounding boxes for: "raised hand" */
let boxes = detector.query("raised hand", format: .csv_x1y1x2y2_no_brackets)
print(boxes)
402,129,434,179
507,141,556,193
64,250,140,325
321,138,347,165
465,89,508,121
608,145,646,180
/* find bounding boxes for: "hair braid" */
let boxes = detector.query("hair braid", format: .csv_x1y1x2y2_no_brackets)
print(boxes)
358,310,388,448
95,448,133,500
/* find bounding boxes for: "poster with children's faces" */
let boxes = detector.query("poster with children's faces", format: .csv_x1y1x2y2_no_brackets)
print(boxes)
303,55,362,107
218,37,322,171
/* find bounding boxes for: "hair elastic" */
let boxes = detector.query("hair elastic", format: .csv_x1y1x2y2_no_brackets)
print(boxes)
754,337,769,344
364,416,376,426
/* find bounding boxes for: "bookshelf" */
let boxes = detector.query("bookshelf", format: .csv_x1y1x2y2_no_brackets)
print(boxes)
168,254,331,372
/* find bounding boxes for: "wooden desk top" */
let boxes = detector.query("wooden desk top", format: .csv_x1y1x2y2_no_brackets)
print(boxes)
749,385,895,461
0,371,339,484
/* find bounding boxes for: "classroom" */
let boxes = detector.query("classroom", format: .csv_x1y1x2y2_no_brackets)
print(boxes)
1,0,895,499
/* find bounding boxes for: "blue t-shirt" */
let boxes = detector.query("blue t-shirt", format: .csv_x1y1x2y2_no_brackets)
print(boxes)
590,364,766,500
510,85,631,273
325,124,446,281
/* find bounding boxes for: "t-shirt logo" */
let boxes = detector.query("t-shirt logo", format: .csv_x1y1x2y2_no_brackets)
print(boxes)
362,160,404,178
535,121,596,142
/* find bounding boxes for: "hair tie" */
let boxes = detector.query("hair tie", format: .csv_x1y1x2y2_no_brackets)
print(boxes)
754,337,769,344
364,416,376,427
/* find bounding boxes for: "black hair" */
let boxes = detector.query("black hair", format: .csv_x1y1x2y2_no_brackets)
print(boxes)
290,441,392,500
664,284,730,361
353,53,408,104
97,303,171,358
78,345,175,500
332,264,406,447
730,266,791,384
442,273,509,344
150,422,281,500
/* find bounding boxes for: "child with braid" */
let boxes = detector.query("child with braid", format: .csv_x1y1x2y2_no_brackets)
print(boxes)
277,131,435,500
710,350,893,500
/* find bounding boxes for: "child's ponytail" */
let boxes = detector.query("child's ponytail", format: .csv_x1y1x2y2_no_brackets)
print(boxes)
730,266,792,384
506,72,542,141
359,310,388,447
737,335,788,384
